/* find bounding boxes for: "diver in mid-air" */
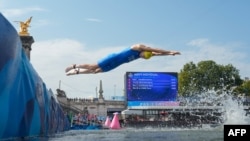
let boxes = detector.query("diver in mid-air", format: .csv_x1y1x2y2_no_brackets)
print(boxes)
65,44,181,75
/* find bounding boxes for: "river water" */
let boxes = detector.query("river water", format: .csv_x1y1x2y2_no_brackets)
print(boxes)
48,126,224,141
6,92,250,141
45,92,249,141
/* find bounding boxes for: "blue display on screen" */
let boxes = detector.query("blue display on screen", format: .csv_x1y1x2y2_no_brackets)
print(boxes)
125,72,178,108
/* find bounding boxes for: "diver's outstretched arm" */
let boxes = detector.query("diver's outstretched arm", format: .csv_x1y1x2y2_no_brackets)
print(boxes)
131,44,181,56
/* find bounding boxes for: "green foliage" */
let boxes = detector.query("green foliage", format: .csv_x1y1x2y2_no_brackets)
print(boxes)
178,60,243,96
233,80,250,96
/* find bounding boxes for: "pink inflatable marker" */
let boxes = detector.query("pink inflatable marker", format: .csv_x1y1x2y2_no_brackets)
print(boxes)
104,116,111,127
110,112,121,129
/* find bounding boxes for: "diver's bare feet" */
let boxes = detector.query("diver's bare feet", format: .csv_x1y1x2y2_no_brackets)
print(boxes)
170,51,181,55
66,68,79,76
65,64,76,73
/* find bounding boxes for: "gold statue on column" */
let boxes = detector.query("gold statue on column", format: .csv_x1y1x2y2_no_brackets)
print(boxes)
16,16,32,36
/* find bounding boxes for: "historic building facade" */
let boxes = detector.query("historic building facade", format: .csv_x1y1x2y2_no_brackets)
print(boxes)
56,80,126,117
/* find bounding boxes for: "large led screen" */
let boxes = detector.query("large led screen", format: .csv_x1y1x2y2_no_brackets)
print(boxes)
125,72,179,109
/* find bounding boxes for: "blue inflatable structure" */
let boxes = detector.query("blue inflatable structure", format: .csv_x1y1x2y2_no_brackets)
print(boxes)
0,13,70,140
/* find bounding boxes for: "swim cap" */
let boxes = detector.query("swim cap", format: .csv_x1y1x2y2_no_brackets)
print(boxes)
143,51,152,59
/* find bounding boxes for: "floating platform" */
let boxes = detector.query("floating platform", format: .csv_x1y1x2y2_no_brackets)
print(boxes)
121,106,225,128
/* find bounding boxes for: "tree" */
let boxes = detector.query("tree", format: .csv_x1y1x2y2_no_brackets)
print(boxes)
233,80,250,96
178,62,198,95
178,60,243,96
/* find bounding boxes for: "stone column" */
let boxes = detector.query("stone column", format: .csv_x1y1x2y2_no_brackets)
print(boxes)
20,35,34,61
99,80,104,100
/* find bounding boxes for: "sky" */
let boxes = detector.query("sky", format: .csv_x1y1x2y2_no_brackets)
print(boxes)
1,0,250,99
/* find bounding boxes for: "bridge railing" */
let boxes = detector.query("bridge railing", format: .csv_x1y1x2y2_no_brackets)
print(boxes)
59,100,83,113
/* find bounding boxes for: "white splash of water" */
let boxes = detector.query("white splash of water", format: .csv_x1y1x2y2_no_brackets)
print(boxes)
221,94,250,124
182,90,250,125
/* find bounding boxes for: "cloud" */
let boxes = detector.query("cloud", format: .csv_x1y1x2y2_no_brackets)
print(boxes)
86,18,102,22
186,38,246,62
2,7,46,18
31,39,177,98
31,39,127,98
183,38,249,78
30,38,249,99
1,7,50,31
